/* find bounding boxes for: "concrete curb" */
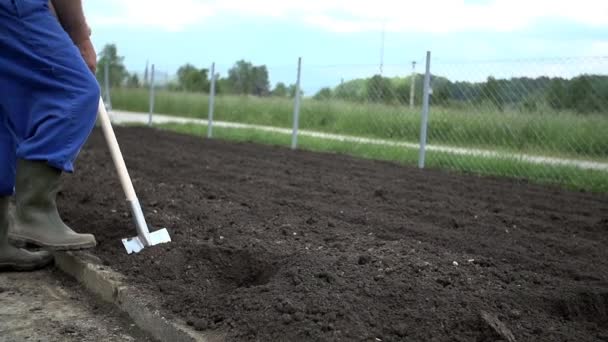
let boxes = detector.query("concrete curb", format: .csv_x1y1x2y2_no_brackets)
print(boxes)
54,251,225,342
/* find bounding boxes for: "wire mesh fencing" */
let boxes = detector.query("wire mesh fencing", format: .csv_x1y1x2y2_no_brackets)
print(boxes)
427,56,608,190
297,62,424,165
99,54,608,192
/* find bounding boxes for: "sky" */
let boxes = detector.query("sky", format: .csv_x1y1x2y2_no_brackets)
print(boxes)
84,0,608,93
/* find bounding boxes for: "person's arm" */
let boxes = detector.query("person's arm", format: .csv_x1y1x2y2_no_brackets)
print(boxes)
50,0,89,43
50,0,96,73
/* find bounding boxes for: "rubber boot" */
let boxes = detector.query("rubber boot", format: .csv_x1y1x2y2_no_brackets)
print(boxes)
9,160,96,250
0,197,53,271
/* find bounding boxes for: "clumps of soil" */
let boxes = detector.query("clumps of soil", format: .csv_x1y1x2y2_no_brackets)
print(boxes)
61,127,608,341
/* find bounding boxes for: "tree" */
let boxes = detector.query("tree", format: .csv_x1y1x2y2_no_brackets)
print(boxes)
367,75,395,103
226,60,270,96
334,79,366,102
288,84,303,98
228,60,254,94
431,78,452,106
395,81,410,105
544,75,608,114
96,44,128,87
216,77,232,95
251,65,270,96
546,78,567,110
126,73,140,88
272,82,288,97
176,64,209,92
481,76,504,111
314,87,332,100
568,75,598,113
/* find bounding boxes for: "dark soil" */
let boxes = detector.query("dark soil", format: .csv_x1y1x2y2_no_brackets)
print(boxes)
60,127,608,341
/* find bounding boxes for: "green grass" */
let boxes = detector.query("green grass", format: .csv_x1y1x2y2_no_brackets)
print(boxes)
111,88,608,161
156,122,608,193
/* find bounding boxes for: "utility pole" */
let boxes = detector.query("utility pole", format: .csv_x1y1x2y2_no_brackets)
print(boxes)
144,60,149,86
410,61,416,109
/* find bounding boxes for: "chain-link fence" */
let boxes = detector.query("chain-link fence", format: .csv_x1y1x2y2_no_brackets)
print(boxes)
100,54,608,192
427,56,608,190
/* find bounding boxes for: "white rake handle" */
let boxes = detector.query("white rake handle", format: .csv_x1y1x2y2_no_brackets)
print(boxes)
97,97,152,246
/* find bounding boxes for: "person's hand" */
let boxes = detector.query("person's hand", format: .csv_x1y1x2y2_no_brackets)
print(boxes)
76,37,97,74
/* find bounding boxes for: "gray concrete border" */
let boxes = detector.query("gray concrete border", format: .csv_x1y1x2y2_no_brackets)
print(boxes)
54,251,226,342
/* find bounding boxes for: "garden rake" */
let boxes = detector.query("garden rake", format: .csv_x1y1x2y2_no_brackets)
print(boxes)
97,97,171,254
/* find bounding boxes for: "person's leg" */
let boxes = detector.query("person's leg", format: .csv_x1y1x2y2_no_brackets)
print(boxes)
0,108,53,271
0,108,17,197
0,0,99,250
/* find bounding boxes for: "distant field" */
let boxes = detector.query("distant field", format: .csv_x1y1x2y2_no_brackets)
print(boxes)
111,88,608,161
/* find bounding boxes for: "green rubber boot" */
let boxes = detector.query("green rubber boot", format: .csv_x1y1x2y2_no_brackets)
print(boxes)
0,197,53,271
8,160,96,250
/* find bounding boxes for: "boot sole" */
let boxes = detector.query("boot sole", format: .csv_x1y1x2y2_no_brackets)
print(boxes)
8,235,97,251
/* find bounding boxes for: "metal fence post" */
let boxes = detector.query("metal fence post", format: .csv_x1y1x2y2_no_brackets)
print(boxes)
207,62,216,139
148,64,155,126
104,61,112,111
291,57,302,150
418,51,431,169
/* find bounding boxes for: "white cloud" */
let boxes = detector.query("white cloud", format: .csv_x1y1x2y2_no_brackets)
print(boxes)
88,0,215,32
88,0,608,33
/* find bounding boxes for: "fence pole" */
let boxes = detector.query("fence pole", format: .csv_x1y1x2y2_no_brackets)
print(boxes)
418,51,431,169
291,57,302,150
207,62,216,139
409,61,416,109
148,64,155,126
104,61,112,111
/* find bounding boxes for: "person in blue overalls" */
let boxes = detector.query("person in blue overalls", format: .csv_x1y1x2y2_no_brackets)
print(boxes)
0,0,99,271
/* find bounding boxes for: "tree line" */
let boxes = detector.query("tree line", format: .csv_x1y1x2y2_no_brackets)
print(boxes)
97,44,608,114
96,44,301,98
319,74,608,114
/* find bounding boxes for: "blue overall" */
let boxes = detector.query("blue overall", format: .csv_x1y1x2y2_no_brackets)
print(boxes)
0,0,99,195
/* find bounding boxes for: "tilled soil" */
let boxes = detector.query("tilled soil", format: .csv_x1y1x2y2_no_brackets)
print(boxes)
60,127,608,341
